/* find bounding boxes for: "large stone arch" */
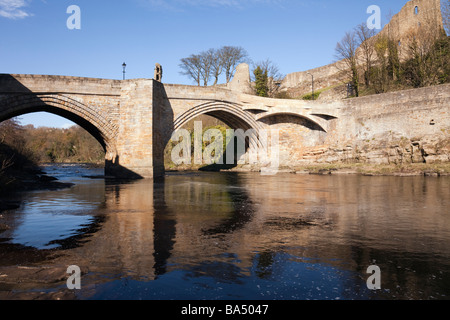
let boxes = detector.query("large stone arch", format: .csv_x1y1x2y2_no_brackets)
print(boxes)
256,112,329,133
0,94,118,156
173,101,267,151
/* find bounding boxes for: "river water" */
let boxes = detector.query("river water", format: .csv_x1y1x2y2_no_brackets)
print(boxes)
0,164,449,300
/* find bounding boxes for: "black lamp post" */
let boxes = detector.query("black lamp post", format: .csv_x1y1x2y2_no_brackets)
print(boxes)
307,72,314,100
122,62,127,80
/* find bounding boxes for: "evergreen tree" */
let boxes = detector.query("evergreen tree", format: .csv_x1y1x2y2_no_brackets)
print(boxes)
254,66,268,97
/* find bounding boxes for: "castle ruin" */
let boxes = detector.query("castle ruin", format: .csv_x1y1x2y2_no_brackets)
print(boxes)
279,0,446,100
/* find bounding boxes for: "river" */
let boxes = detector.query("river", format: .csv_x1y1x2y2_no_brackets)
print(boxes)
0,164,449,300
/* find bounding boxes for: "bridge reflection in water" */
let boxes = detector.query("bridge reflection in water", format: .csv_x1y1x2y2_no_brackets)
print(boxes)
78,172,259,283
1,168,450,300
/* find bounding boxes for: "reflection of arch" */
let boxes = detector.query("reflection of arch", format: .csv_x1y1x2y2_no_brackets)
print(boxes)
173,101,266,150
202,173,255,236
0,94,117,152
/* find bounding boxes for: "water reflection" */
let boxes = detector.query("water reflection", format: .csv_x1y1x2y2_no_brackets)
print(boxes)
152,180,176,277
0,166,450,300
202,173,256,236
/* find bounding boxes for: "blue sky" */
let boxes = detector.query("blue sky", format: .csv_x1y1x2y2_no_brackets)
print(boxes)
1,0,409,128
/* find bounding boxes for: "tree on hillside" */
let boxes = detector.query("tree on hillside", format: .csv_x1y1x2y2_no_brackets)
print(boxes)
433,35,450,83
355,23,376,87
371,36,391,93
402,19,445,87
0,118,24,147
22,125,104,163
370,35,402,93
335,31,360,97
252,59,284,98
0,118,35,177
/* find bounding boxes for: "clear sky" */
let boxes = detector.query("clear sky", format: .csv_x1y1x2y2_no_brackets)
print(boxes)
1,0,410,128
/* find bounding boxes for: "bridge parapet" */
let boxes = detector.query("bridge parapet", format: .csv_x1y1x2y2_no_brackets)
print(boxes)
0,74,122,96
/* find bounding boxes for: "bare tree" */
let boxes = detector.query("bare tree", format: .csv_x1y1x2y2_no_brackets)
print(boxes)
371,35,391,93
209,48,225,86
179,54,202,86
199,49,214,86
0,118,24,146
355,23,376,87
335,31,360,97
219,46,249,83
180,46,248,86
402,19,443,87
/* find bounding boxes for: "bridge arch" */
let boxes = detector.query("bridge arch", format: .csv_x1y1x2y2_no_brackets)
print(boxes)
0,94,117,155
173,101,267,151
256,112,328,132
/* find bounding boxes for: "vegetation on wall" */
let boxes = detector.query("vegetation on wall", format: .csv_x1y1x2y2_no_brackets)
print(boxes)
301,90,322,101
335,18,450,98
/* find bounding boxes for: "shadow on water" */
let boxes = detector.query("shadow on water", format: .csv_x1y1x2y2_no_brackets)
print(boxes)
152,179,176,277
201,172,255,236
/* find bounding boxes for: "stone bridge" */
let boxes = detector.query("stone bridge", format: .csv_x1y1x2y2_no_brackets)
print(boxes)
1,71,449,178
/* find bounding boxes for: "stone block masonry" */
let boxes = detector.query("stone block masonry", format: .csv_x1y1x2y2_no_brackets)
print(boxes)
314,84,450,165
0,72,448,178
112,80,156,178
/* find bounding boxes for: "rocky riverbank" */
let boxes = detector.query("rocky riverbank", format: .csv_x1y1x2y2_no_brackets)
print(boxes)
219,162,450,177
293,163,450,176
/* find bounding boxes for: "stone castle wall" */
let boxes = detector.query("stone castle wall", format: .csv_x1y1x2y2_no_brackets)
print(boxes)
271,83,450,168
378,0,444,45
280,0,445,100
331,82,450,165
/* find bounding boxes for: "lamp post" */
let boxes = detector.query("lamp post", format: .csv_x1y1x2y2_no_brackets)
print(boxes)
122,62,127,80
307,72,314,100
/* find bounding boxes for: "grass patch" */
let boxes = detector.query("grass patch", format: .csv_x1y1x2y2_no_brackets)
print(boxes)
301,91,322,101
299,163,355,173
299,84,341,101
